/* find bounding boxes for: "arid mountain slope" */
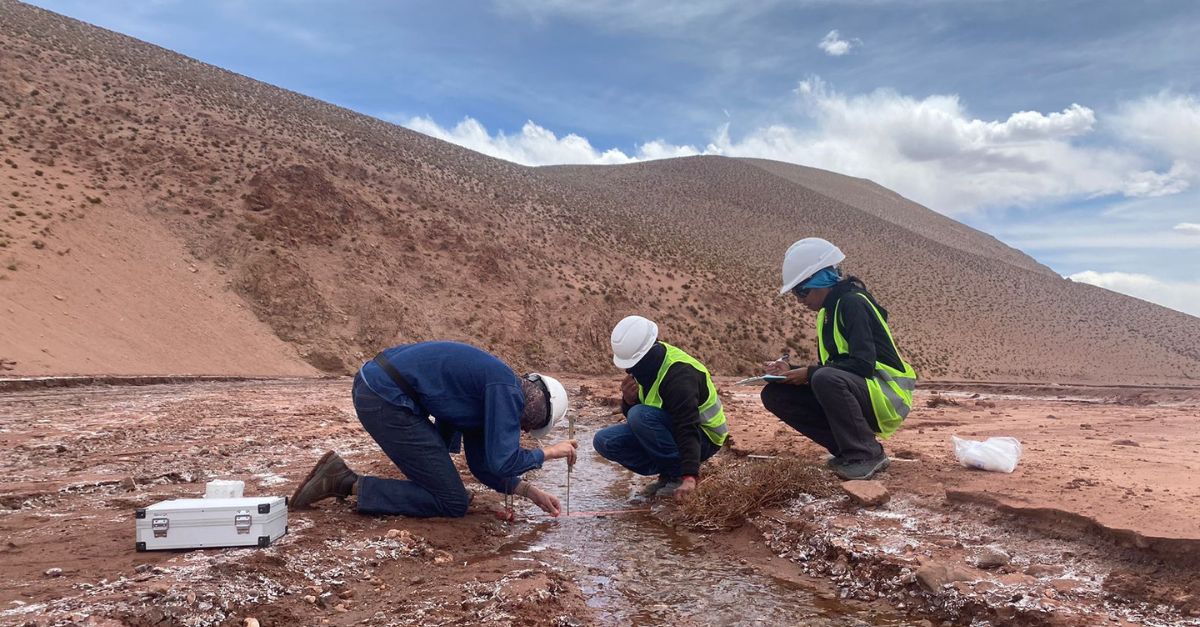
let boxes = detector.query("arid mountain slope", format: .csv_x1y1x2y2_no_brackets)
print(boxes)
1,0,1198,384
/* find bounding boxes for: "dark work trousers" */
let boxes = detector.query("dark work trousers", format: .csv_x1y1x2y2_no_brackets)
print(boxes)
352,374,471,518
592,404,720,479
760,367,884,462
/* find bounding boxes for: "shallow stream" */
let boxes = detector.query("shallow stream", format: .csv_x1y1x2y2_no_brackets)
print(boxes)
501,417,908,626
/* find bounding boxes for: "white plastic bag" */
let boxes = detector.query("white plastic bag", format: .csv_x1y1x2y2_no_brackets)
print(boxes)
952,436,1022,473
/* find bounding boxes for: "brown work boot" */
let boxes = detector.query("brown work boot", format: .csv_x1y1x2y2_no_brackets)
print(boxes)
291,451,358,509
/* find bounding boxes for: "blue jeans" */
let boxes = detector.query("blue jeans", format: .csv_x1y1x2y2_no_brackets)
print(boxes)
592,404,719,479
352,374,470,517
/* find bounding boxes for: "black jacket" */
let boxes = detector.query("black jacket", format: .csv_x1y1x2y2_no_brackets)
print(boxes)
810,278,904,379
620,342,714,477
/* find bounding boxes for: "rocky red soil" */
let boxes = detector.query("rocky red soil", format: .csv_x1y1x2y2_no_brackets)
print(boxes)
2,377,1197,626
0,379,591,626
721,380,1200,626
2,0,1200,384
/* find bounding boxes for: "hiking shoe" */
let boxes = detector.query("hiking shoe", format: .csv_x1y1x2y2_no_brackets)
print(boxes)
833,454,890,481
291,451,358,509
639,475,679,497
653,479,684,498
640,478,667,497
823,454,844,469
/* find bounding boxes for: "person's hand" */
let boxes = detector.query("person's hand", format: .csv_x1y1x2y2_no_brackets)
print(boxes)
620,374,639,405
763,360,790,376
543,439,578,465
782,366,809,386
674,476,698,502
525,484,561,517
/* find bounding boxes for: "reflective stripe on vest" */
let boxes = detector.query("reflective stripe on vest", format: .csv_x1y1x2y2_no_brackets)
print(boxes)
816,292,917,439
638,342,728,446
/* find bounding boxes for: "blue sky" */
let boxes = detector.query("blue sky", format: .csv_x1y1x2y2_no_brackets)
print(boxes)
26,0,1200,316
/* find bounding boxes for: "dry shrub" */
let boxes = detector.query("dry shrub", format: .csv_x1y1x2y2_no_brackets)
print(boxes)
664,458,834,531
925,394,960,408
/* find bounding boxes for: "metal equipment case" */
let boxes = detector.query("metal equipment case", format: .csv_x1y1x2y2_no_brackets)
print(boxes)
135,496,288,551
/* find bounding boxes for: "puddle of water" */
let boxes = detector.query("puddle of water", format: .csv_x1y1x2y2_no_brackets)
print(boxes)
502,420,908,626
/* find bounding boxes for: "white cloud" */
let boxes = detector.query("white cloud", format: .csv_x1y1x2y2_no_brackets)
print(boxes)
402,116,699,166
1113,93,1200,165
399,79,1199,215
1176,222,1200,235
818,30,856,56
1069,271,1200,318
703,78,1192,212
1110,93,1200,201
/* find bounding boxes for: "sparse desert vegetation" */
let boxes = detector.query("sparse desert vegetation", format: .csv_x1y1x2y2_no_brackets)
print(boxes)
1,0,1199,384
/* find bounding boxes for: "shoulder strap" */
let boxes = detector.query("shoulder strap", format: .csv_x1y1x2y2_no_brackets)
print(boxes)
372,353,427,415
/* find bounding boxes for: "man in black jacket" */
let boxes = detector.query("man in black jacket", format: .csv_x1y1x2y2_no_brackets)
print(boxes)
762,238,917,481
593,315,728,501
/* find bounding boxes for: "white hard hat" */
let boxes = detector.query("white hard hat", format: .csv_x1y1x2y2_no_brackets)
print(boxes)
525,373,567,439
611,315,659,369
779,237,845,295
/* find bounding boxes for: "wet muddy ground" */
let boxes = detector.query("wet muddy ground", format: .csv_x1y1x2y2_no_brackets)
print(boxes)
1,377,1197,626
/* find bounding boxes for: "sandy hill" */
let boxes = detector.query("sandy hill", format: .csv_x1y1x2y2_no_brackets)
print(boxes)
1,0,1198,385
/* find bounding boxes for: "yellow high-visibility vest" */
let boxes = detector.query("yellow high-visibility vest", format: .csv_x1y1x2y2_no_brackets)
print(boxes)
638,343,728,446
817,293,917,438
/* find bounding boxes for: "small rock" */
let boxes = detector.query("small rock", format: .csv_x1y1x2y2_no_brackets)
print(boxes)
915,563,979,591
119,477,137,492
44,568,63,577
134,564,151,574
303,595,317,604
1112,439,1140,447
145,582,171,596
1050,578,1081,594
1025,563,1064,577
337,589,354,600
996,573,1038,586
974,546,1011,569
432,550,453,565
243,619,260,627
334,604,347,612
318,591,335,608
841,480,890,507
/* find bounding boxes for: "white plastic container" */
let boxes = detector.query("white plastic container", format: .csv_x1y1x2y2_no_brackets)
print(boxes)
205,479,245,499
952,436,1023,473
135,496,287,551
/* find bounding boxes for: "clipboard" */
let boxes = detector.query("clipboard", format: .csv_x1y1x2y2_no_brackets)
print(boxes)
733,374,787,386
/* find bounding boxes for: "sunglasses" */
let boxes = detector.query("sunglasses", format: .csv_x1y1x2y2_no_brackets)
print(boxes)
791,285,812,299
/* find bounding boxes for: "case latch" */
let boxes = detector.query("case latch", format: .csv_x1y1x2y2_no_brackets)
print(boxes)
234,512,252,534
152,517,169,538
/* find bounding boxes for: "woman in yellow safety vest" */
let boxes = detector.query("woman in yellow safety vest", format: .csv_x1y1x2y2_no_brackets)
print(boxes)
761,238,916,480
